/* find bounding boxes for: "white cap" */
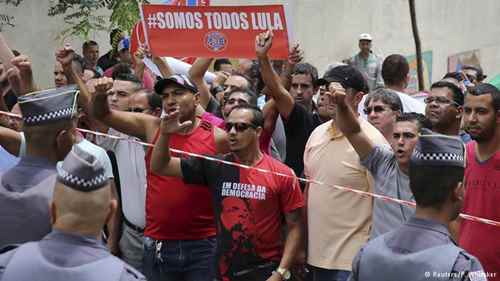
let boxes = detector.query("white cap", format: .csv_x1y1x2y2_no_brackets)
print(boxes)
359,33,373,41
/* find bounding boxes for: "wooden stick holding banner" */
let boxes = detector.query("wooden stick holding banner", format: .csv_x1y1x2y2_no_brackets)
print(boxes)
139,4,290,59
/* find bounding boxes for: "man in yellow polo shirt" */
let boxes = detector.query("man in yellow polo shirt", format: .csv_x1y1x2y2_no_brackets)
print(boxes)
304,65,387,281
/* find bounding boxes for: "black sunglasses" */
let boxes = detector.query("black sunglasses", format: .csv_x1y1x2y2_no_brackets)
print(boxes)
224,122,257,133
364,105,388,115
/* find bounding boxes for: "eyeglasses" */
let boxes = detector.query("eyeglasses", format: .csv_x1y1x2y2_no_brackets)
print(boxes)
224,122,257,133
129,107,146,113
424,96,459,106
364,105,389,115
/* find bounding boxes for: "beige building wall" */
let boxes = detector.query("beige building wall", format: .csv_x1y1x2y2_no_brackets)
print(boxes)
2,0,500,88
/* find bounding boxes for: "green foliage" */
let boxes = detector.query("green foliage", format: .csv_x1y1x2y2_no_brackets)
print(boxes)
109,0,144,37
4,0,149,40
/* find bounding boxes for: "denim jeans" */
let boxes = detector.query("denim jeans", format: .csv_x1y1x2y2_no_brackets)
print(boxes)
143,236,216,281
307,265,351,281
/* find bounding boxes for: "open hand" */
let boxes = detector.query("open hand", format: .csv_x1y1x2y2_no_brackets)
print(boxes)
160,109,193,135
255,30,274,58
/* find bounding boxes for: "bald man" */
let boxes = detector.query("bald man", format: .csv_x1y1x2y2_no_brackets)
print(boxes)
0,146,145,281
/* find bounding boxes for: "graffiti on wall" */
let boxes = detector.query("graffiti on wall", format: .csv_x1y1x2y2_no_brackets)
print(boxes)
0,13,15,31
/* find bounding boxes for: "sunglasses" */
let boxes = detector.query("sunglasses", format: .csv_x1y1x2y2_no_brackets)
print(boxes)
364,105,389,115
224,122,257,133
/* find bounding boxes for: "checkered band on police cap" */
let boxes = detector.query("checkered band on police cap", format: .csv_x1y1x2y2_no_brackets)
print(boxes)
18,85,79,127
411,129,466,168
56,145,108,192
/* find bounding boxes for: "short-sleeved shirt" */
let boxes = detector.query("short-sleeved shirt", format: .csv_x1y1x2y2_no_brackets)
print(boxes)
283,103,322,177
144,121,218,240
459,142,500,280
361,146,414,238
350,53,384,91
304,118,388,270
181,153,304,281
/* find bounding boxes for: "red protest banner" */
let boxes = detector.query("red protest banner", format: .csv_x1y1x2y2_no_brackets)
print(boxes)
140,5,290,59
131,1,210,64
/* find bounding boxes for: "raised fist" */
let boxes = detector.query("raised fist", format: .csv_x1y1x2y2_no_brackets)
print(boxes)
255,30,274,58
93,77,114,96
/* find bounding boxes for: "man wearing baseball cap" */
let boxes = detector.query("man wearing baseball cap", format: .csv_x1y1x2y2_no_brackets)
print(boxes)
347,33,384,92
92,74,229,281
304,65,387,280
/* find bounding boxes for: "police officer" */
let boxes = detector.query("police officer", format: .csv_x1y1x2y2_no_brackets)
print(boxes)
0,145,145,281
0,86,79,247
348,131,487,281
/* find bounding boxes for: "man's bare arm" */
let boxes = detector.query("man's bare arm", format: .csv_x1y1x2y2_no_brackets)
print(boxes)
278,208,305,273
256,30,295,120
91,77,158,142
0,126,21,156
189,58,213,110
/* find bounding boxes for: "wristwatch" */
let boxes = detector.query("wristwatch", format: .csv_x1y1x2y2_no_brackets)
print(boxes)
273,267,291,280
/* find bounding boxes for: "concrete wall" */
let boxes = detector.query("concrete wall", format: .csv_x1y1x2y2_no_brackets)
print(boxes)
2,0,500,88
0,0,111,88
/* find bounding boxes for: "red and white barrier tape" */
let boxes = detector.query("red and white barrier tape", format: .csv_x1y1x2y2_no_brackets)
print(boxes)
1,110,499,227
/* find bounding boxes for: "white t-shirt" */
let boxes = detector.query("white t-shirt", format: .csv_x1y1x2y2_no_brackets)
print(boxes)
95,128,147,228
19,133,113,179
359,89,426,118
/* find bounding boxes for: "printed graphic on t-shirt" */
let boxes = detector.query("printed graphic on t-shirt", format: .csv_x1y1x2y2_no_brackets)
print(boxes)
216,188,270,280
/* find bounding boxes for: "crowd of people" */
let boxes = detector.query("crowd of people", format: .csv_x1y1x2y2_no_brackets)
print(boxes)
0,25,498,281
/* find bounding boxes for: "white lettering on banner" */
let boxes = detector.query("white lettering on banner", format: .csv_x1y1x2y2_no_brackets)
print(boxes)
147,11,283,31
250,12,283,30
152,12,203,30
221,182,267,200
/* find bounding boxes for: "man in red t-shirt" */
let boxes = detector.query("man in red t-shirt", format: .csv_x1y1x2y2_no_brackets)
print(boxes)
151,104,304,281
92,74,229,281
459,83,500,281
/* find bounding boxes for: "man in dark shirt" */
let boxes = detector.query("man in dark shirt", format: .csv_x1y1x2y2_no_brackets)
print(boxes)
256,30,331,178
150,104,304,281
97,28,124,72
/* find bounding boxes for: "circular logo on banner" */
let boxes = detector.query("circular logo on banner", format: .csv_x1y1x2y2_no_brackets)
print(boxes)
204,31,227,52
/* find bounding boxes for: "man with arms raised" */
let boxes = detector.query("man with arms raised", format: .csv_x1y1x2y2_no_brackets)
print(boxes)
150,104,304,281
92,74,228,281
348,131,486,281
333,80,430,237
